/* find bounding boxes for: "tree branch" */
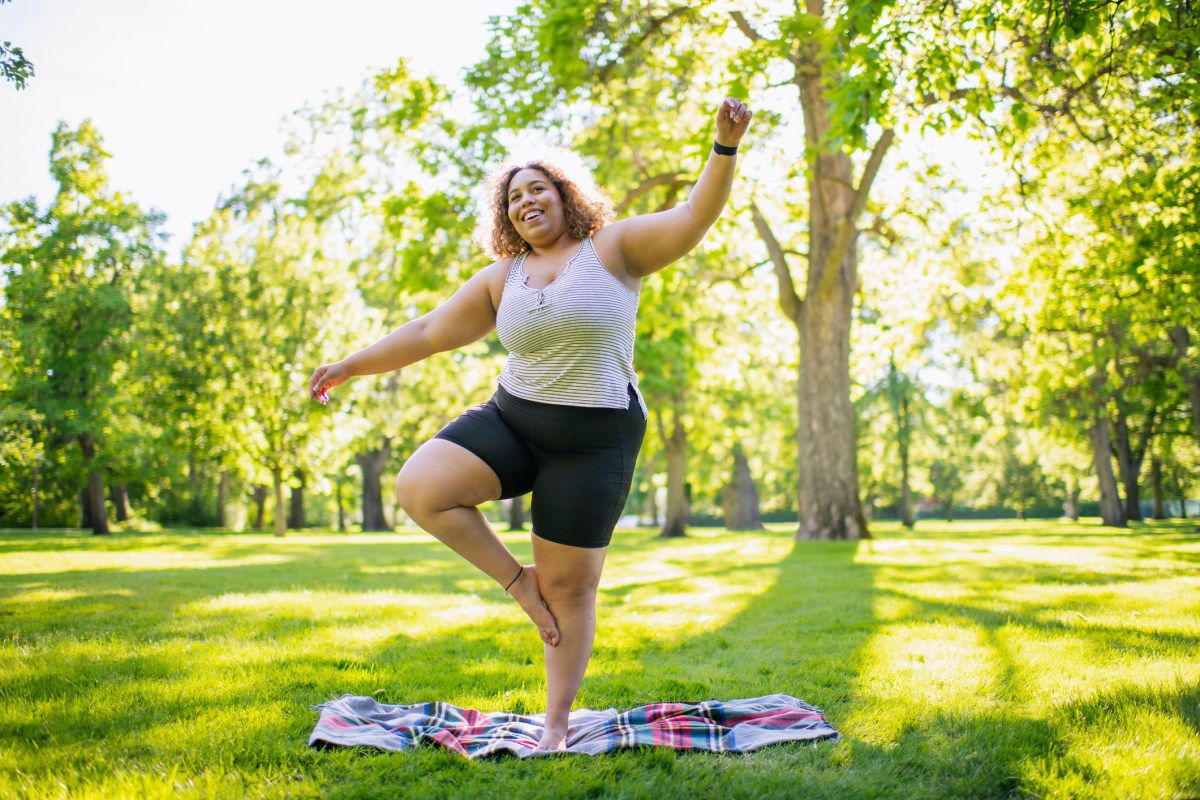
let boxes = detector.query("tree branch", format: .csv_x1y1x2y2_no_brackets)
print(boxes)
1133,404,1160,468
850,128,894,223
615,172,687,215
729,10,763,42
597,7,693,83
653,406,668,447
817,128,895,299
749,200,803,323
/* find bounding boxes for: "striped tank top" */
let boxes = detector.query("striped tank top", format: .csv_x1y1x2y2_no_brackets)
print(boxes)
496,237,648,418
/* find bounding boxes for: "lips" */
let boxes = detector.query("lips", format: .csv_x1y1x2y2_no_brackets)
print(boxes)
522,209,543,223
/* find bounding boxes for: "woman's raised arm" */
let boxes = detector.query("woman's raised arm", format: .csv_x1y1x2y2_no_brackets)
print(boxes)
308,260,504,402
606,97,752,279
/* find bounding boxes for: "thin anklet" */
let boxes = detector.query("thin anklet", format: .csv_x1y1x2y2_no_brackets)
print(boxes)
504,565,523,594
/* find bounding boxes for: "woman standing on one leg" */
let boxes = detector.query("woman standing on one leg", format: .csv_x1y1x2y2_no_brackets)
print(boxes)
308,97,751,751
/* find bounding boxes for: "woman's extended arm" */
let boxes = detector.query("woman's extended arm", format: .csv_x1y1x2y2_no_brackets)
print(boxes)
605,97,752,278
308,261,502,401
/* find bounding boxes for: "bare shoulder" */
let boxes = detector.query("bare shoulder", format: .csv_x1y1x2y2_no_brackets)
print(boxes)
591,224,641,290
478,256,514,313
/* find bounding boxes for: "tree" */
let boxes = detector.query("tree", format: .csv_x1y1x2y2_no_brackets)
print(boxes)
722,443,764,531
979,0,1199,527
1,121,164,534
468,1,1101,540
135,237,250,527
993,431,1060,520
883,358,920,528
927,459,963,522
182,160,365,536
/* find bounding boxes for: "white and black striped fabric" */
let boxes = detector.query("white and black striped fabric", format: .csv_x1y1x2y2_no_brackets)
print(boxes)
496,237,648,418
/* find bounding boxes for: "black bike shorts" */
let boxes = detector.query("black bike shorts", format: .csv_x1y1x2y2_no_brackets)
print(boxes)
433,383,647,548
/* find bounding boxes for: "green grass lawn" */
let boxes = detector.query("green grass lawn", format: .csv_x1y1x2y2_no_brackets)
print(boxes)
1,519,1198,799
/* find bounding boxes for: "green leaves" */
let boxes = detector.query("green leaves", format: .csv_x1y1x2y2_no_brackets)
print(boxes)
1,38,34,90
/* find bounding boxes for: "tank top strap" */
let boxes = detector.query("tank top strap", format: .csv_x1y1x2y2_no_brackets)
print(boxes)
506,251,529,286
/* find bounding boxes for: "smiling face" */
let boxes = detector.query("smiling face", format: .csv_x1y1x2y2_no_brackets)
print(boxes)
506,168,566,246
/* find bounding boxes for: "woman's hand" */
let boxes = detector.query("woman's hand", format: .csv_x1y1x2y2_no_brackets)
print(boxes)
308,361,351,405
715,97,752,148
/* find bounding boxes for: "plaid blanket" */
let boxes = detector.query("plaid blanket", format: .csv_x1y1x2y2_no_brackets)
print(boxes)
309,694,837,758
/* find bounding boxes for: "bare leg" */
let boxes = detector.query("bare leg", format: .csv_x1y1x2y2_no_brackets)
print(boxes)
396,439,559,646
531,534,607,751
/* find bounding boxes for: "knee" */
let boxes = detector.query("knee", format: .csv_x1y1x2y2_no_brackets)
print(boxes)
537,572,600,606
394,465,430,518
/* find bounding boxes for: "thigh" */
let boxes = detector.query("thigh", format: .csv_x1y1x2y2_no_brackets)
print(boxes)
432,397,537,499
397,438,505,509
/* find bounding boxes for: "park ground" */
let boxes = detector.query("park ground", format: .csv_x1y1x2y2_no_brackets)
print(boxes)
1,519,1198,799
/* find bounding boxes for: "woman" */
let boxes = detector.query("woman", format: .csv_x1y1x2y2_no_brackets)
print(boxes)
308,97,751,751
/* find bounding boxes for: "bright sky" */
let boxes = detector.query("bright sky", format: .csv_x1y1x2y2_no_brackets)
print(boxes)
0,0,519,258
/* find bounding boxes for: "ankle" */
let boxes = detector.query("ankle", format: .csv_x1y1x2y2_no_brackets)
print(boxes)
543,714,568,733
503,564,524,595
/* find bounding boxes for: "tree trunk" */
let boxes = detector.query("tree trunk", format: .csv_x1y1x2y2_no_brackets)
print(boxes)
216,470,228,528
1064,479,1081,521
1088,418,1126,528
508,495,526,531
1149,457,1166,520
110,484,129,522
1111,408,1146,522
32,451,40,530
80,489,92,529
789,60,886,542
659,408,688,538
187,449,200,523
188,450,199,495
643,465,659,526
252,484,267,531
289,469,306,530
272,466,285,537
899,392,914,529
79,434,109,535
357,439,392,532
1171,468,1188,519
335,473,346,532
1170,326,1200,445
751,48,891,543
722,444,763,530
795,268,868,540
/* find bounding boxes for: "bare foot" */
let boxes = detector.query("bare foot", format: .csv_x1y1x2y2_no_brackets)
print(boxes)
537,725,568,752
509,565,560,646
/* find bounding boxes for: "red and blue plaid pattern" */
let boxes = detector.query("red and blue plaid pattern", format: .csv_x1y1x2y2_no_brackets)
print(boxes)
309,694,837,758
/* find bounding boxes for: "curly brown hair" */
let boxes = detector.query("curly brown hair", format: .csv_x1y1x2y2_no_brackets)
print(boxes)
475,154,615,260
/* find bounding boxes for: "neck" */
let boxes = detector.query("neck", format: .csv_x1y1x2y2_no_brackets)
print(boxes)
527,233,581,259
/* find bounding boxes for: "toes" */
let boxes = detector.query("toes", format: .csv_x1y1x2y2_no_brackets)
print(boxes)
536,731,568,751
538,612,560,646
